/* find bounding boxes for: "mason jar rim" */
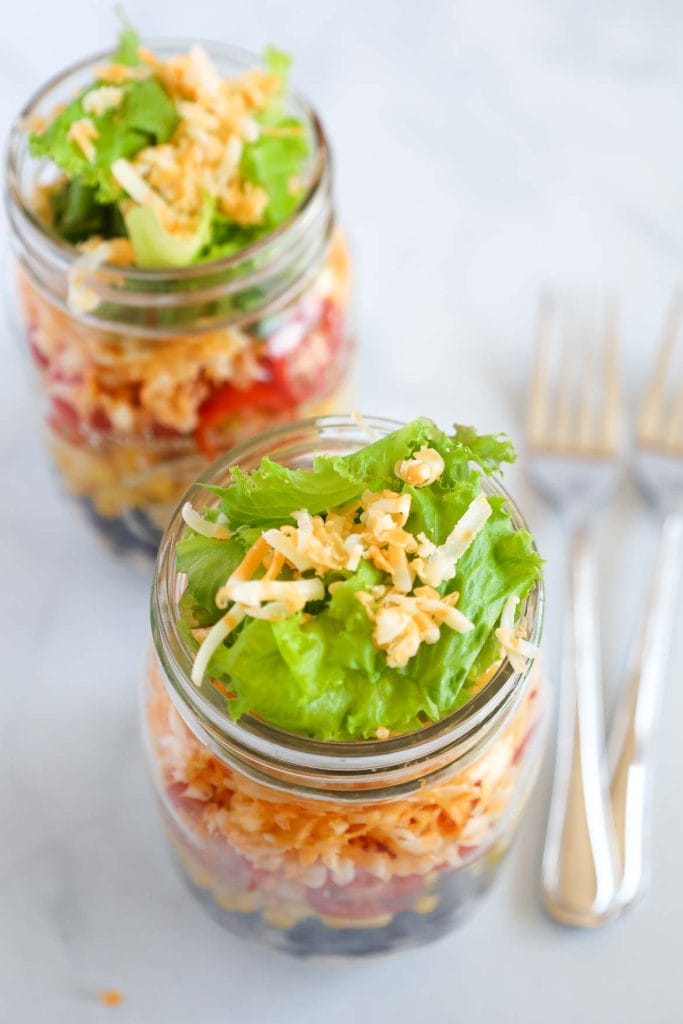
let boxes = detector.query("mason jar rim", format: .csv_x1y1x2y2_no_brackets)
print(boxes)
5,37,329,283
150,414,545,799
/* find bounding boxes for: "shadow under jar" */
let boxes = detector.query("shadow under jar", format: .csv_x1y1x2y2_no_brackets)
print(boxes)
5,41,353,557
145,416,547,959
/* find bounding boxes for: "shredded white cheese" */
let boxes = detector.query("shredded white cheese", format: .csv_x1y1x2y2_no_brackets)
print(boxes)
191,605,246,686
262,527,315,573
66,241,112,313
181,502,231,540
494,595,540,673
240,115,260,143
221,577,324,612
215,538,270,608
351,410,378,441
239,601,294,621
186,44,222,98
82,86,124,116
417,493,492,587
215,136,244,193
111,158,173,221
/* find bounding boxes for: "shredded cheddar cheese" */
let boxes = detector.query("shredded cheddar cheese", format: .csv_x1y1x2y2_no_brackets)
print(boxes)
95,62,151,85
98,45,284,234
67,118,98,162
359,489,418,593
394,447,445,487
357,585,474,668
264,509,360,575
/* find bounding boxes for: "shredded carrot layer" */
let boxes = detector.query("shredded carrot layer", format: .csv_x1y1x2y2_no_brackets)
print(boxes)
147,656,543,884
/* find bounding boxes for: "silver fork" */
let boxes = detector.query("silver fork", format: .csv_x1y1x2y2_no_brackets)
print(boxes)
527,291,620,927
608,295,683,914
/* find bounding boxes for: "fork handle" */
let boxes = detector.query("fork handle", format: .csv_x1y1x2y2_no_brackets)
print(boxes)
608,510,683,911
542,523,618,926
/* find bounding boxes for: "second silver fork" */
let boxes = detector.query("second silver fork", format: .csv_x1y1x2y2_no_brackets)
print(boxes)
608,294,683,914
528,292,621,927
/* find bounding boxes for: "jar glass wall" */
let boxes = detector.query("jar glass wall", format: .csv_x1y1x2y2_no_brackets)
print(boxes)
6,42,353,557
144,416,547,958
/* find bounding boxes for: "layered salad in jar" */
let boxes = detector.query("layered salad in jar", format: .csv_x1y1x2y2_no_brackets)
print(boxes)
11,23,351,554
146,417,545,956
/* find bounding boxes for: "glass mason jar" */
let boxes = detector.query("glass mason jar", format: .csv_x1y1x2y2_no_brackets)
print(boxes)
145,416,547,958
5,42,353,557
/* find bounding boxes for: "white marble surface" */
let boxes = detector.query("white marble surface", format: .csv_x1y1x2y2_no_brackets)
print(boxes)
1,1,683,1021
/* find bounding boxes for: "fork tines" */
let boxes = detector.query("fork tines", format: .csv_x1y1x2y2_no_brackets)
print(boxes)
528,291,620,457
638,293,683,453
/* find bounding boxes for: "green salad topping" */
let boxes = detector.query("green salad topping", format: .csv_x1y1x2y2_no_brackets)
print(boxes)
176,418,543,741
28,22,309,265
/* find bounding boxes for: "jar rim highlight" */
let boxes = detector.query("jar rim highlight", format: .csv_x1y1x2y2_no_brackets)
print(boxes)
150,414,545,801
5,38,333,335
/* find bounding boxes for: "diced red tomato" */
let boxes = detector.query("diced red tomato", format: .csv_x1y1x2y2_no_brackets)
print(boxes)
203,842,269,891
151,421,184,441
165,783,206,828
195,380,294,458
269,299,344,405
46,397,84,445
307,871,424,920
90,409,112,433
51,368,85,385
512,723,538,766
28,338,50,370
457,844,479,859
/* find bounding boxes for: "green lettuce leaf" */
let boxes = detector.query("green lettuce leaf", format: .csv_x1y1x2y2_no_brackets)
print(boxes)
208,418,442,527
176,528,254,617
202,504,542,740
240,120,309,227
114,14,140,66
125,194,215,267
198,213,266,262
29,33,309,265
47,179,125,243
263,45,292,83
238,46,308,227
29,76,179,203
207,457,361,529
206,561,433,740
209,417,491,529
178,418,543,741
405,500,541,706
447,424,517,477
